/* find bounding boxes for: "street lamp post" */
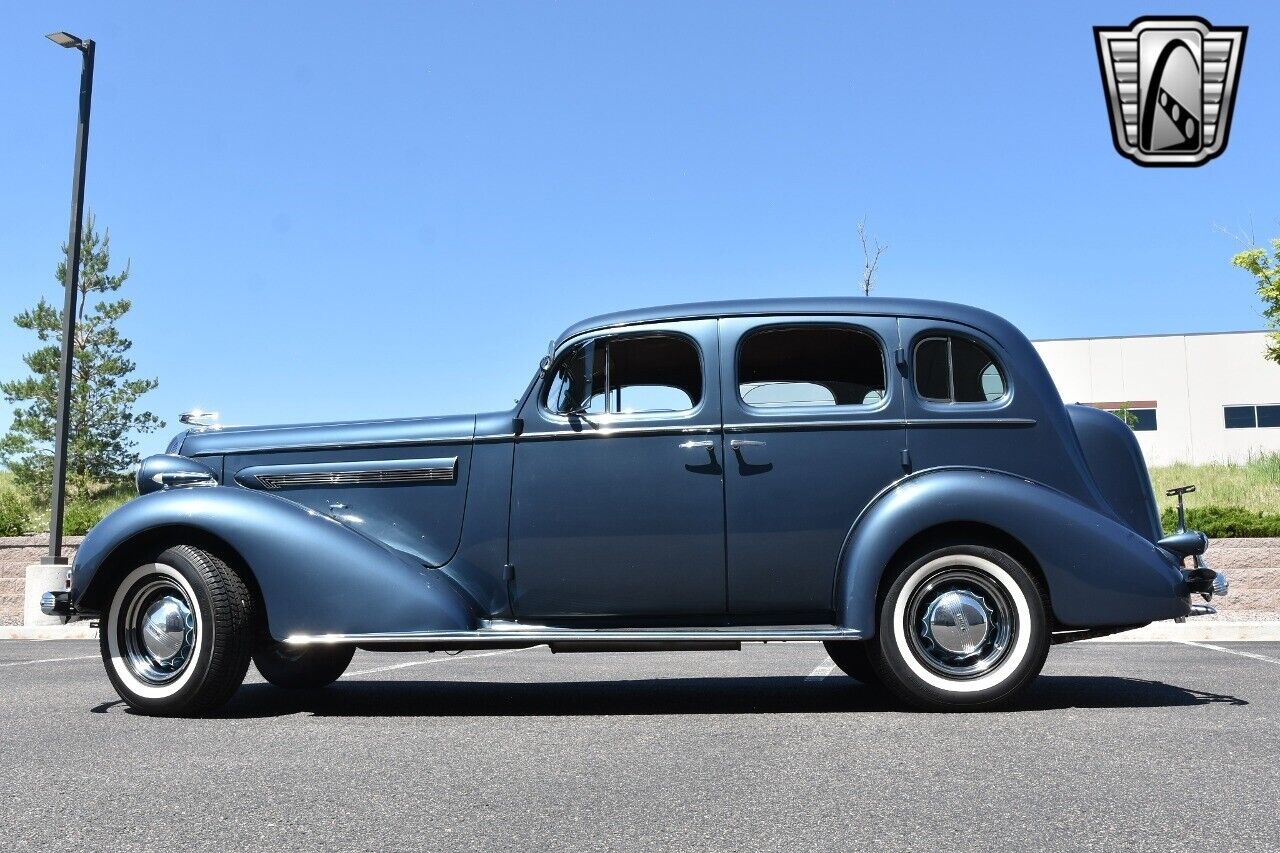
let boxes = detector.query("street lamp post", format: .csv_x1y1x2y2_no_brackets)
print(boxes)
42,31,95,566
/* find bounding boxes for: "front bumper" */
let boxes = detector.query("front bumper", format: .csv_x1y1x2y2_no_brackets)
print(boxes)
40,590,76,619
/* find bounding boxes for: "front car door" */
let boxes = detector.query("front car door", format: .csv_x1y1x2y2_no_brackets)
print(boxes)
719,315,906,619
509,320,726,622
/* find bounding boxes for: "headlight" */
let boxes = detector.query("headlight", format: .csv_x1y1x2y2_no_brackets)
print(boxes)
136,454,219,495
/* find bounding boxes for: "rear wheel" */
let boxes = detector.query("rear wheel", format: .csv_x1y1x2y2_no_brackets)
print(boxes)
823,640,881,685
869,545,1048,711
253,642,354,689
99,545,255,717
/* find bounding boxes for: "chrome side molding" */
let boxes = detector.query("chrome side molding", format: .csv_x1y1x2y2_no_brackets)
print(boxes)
285,623,861,646
237,457,458,490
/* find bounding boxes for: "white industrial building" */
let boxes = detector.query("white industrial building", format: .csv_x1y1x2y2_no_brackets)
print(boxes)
1033,330,1280,465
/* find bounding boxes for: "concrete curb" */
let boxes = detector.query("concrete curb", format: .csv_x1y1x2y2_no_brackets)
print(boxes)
1,621,1278,642
1084,621,1280,642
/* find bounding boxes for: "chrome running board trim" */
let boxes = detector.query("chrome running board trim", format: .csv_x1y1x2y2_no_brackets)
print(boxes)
285,623,860,646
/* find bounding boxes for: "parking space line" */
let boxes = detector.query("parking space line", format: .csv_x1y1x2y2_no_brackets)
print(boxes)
341,646,534,678
1179,640,1280,667
805,657,837,682
0,654,98,668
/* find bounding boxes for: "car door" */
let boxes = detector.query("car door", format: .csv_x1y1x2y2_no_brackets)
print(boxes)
509,320,726,621
719,315,906,618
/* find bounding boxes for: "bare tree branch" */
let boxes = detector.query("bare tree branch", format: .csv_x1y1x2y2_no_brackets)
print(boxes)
1213,219,1257,247
858,216,887,296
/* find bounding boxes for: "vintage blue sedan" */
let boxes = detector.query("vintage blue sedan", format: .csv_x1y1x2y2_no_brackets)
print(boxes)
45,298,1226,714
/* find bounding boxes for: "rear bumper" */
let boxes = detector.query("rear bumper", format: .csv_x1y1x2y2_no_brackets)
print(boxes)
1182,560,1228,600
39,590,77,620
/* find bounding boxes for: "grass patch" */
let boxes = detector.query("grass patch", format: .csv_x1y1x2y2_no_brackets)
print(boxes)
1148,453,1280,516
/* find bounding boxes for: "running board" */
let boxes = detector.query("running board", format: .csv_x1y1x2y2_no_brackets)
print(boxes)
284,622,861,646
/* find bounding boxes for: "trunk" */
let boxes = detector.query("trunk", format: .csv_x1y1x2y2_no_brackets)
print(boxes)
1066,404,1163,542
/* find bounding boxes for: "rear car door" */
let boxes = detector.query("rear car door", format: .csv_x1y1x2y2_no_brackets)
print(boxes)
509,320,727,621
719,315,906,618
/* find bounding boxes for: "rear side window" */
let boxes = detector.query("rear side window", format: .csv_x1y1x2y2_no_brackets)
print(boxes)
914,335,1007,403
738,326,886,408
546,334,702,416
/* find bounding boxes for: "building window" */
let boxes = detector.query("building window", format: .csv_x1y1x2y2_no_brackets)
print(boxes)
1088,402,1157,432
1223,404,1280,429
1257,405,1280,428
1128,409,1158,431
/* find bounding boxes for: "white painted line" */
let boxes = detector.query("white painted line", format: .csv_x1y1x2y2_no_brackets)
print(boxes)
0,625,98,641
0,654,98,668
342,646,533,678
805,657,837,682
1178,640,1280,667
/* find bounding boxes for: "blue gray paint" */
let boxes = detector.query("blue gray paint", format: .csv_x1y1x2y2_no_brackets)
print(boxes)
71,297,1194,640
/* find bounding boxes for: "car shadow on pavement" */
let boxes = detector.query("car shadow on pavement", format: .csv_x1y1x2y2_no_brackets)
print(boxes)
155,674,1250,719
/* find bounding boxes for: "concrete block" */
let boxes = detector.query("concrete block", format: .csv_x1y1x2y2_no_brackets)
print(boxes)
24,564,68,627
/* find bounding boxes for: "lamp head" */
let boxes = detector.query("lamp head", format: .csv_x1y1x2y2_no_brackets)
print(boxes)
46,31,85,49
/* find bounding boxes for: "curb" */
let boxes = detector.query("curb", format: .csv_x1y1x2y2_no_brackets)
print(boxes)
1084,621,1280,642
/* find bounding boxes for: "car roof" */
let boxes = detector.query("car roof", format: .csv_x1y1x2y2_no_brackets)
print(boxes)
555,297,1009,347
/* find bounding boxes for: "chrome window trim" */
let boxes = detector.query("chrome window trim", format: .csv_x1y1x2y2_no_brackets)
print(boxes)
911,333,1011,407
540,329,706,422
518,424,719,442
733,321,892,414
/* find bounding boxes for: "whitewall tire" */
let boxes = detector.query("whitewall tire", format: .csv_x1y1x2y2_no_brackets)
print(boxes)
99,545,255,717
870,545,1049,710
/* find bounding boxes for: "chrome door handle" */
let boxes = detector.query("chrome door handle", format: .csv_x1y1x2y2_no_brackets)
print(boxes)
729,439,766,450
679,439,715,450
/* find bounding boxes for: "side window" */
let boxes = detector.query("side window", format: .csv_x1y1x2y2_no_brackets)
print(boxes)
738,326,886,408
914,335,1007,404
545,334,702,416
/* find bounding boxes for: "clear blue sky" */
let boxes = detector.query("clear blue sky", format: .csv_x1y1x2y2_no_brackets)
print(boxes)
1,2,1276,457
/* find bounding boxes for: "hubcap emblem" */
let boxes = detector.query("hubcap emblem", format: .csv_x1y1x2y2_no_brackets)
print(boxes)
923,590,991,656
140,595,193,663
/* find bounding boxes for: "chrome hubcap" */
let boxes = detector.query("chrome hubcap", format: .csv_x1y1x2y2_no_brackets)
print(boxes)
922,589,991,656
906,568,1016,679
121,578,197,684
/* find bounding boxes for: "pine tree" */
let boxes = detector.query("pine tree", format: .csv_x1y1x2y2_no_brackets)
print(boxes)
1,213,163,507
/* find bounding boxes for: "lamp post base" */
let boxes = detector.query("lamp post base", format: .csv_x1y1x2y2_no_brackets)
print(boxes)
24,565,68,627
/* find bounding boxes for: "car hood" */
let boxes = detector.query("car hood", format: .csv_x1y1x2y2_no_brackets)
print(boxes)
176,413,478,458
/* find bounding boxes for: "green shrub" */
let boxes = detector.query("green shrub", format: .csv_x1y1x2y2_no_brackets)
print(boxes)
0,488,32,536
1161,504,1280,538
62,500,108,536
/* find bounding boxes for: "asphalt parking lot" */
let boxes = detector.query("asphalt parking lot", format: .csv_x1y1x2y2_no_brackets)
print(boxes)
2,639,1278,852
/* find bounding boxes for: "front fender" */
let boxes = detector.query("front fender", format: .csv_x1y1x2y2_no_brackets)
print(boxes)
835,468,1188,635
74,487,478,640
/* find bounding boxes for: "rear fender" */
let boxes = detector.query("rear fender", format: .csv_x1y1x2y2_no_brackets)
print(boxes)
835,468,1188,636
74,487,478,640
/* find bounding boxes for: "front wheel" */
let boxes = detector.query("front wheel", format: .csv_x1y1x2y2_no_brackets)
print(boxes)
253,641,354,689
869,545,1049,711
99,545,255,717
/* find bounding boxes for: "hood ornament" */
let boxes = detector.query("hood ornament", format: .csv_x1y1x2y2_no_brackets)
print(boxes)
179,408,221,428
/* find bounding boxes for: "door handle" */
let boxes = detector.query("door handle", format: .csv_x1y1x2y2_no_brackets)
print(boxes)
678,439,715,451
729,439,766,451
